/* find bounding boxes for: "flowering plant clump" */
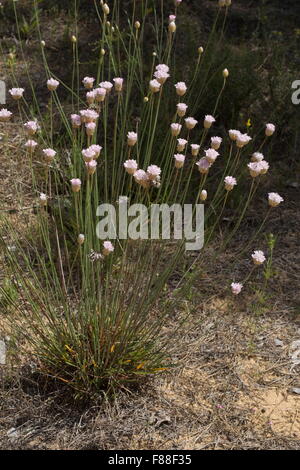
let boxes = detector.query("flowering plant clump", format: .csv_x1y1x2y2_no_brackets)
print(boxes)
0,0,284,397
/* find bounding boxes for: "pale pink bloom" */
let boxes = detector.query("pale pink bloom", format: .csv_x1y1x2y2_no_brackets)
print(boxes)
191,144,200,156
204,115,215,129
82,77,95,89
9,88,24,100
99,81,113,92
175,82,187,96
127,131,138,146
147,165,161,180
251,250,266,266
169,21,176,33
70,178,82,192
156,64,169,73
47,78,59,91
94,87,107,102
39,193,47,206
25,140,38,152
251,152,264,162
265,123,275,137
174,153,185,169
231,282,243,295
124,159,138,175
224,175,237,191
171,123,182,137
236,133,252,148
174,0,182,4
154,69,170,84
103,241,114,256
43,148,56,163
24,120,40,135
78,234,85,245
133,169,150,188
196,158,211,174
176,103,188,117
259,160,269,175
70,114,81,128
82,148,96,162
205,148,219,163
177,138,187,152
80,109,99,123
211,136,222,150
268,192,284,207
169,15,176,23
229,129,240,141
149,79,161,93
89,144,102,158
248,162,263,178
200,190,207,201
113,77,124,92
0,108,12,122
85,160,97,175
85,122,96,136
86,90,96,104
185,117,198,130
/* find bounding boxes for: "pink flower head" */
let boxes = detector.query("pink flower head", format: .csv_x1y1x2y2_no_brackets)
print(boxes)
251,152,264,162
156,64,170,73
204,115,216,129
85,122,96,136
25,140,38,152
176,103,188,117
0,108,12,122
236,133,252,148
247,161,268,177
39,193,47,206
224,176,237,191
205,148,219,163
113,77,124,92
47,78,59,91
88,144,102,159
86,90,96,104
82,148,96,162
147,165,161,181
149,79,161,93
229,129,240,141
99,81,113,92
85,160,97,175
251,250,266,266
191,144,200,156
103,241,114,256
259,160,269,175
265,123,275,137
127,131,138,146
196,158,211,174
175,82,187,96
133,169,150,188
43,148,56,163
82,77,95,89
169,15,176,23
211,136,222,150
24,120,40,135
80,109,99,123
70,113,82,128
94,87,107,102
231,282,243,295
9,88,24,100
177,138,188,152
154,69,170,84
185,117,198,130
174,153,185,169
70,178,82,192
124,159,138,175
268,192,284,207
171,123,182,137
78,234,85,245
